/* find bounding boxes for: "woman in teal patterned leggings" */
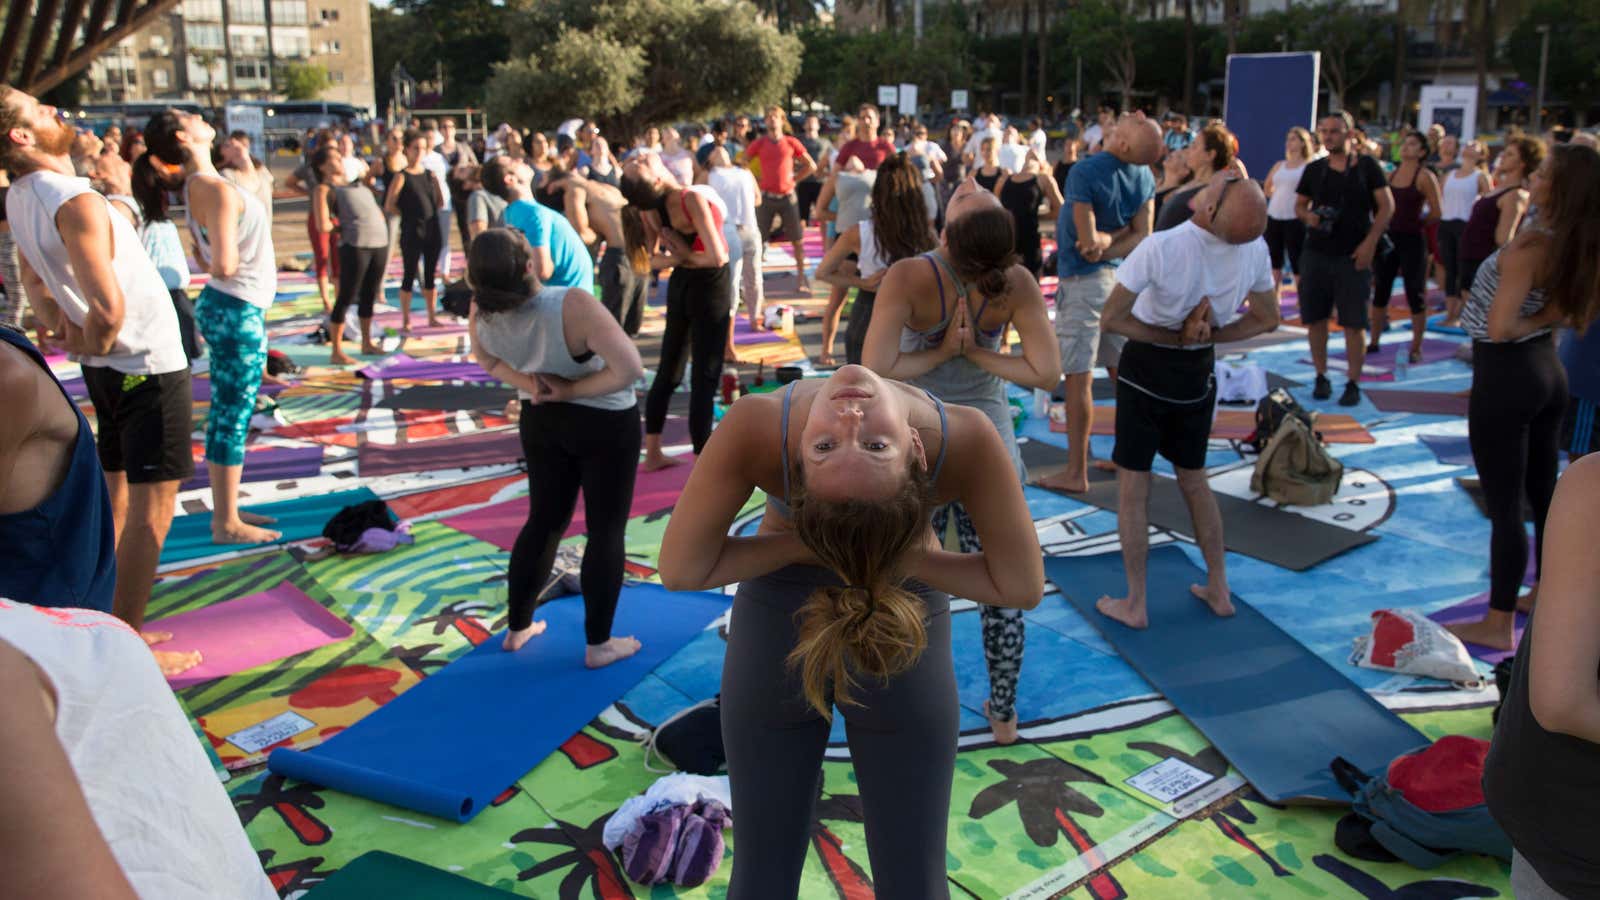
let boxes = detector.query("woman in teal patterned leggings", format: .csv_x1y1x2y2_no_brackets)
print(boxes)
139,110,281,545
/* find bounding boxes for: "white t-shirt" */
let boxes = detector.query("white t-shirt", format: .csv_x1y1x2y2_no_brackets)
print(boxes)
857,219,892,277
0,600,277,900
1083,123,1105,152
342,154,368,184
6,170,187,375
706,166,758,230
422,150,452,211
970,126,1003,157
998,142,1028,173
184,176,278,310
1116,220,1273,339
1029,129,1049,154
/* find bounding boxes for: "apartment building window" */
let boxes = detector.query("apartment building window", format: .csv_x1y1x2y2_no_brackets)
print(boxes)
272,0,308,25
152,68,170,89
331,70,343,83
183,0,223,22
184,23,225,50
316,39,341,54
226,0,264,23
319,8,339,21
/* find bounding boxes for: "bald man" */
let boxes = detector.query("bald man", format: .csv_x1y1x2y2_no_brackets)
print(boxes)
1095,172,1280,629
1042,111,1166,493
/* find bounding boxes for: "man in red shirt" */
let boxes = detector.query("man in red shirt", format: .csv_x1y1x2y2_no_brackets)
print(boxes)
833,103,897,170
743,105,817,294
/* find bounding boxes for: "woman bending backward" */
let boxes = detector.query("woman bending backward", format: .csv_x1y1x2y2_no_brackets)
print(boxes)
659,362,1043,899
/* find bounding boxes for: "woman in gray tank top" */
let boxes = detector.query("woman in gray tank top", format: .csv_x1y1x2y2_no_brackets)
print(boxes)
466,228,648,668
311,145,389,363
861,177,1062,744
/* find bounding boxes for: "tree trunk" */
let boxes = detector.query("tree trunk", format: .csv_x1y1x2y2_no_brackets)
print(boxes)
1037,0,1049,114
1225,0,1239,56
882,0,896,31
1183,0,1195,114
1019,1,1031,115
1392,15,1407,123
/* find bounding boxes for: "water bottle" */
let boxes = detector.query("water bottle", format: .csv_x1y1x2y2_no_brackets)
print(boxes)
1033,388,1051,419
1393,348,1408,382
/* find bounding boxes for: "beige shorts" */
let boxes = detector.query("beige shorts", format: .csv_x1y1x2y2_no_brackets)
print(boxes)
1055,267,1125,375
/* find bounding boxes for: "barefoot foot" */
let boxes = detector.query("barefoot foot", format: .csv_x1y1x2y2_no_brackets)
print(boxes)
985,700,1020,745
642,453,686,472
586,636,642,669
1096,595,1149,629
502,620,548,651
212,519,283,545
1445,618,1516,651
330,350,357,366
1036,470,1090,493
141,630,174,647
1091,458,1118,473
1516,585,1538,614
361,343,381,356
427,317,442,328
154,648,204,677
1190,583,1236,618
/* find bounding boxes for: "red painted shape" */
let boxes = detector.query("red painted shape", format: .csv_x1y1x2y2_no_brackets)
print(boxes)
812,828,875,900
583,848,633,899
1054,808,1126,900
454,617,491,647
560,732,618,769
288,664,402,709
277,802,331,846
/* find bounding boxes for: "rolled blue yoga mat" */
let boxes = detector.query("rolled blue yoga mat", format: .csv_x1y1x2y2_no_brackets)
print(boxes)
269,582,730,822
1045,546,1427,803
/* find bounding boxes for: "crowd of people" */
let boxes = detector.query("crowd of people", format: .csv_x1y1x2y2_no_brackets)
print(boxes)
1,78,1599,898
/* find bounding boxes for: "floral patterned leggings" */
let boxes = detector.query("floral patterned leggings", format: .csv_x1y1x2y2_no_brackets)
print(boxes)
194,286,267,467
930,500,1025,722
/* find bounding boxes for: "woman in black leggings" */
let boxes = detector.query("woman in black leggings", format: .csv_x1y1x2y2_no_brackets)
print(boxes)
1448,143,1600,652
1369,131,1441,362
467,229,647,667
659,366,1044,899
311,145,389,364
619,155,732,470
382,128,443,332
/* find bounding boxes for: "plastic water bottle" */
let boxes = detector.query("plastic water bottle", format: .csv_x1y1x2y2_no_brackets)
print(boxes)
1033,388,1051,419
1393,348,1408,382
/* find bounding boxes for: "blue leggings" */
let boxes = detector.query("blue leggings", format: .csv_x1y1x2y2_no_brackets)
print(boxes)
195,286,267,466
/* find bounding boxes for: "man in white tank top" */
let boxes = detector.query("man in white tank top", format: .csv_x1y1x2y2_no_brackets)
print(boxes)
0,85,201,676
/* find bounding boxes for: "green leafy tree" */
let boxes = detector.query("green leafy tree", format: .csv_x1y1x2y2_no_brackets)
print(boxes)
280,62,332,100
1506,0,1600,125
371,0,515,110
1304,0,1394,113
1058,0,1140,111
813,5,986,114
487,0,800,138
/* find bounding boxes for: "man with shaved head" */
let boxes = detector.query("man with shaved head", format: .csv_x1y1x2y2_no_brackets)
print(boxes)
1094,172,1280,629
1041,111,1165,493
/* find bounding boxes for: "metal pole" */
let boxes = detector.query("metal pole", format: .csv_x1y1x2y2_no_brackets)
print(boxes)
1533,25,1550,133
914,0,923,42
1075,55,1082,113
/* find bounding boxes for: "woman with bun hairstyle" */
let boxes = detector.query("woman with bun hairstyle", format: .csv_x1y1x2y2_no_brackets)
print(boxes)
862,176,1061,744
659,351,1043,898
136,110,280,546
468,228,647,665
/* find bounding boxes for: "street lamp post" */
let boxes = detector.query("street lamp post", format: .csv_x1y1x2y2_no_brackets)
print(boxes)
1533,25,1550,132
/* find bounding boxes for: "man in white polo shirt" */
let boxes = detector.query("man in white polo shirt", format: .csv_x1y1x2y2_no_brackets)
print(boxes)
0,85,199,675
1096,172,1279,630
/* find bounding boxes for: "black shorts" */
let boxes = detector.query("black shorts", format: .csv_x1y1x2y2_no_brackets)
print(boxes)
796,180,823,223
1265,217,1306,273
1297,247,1371,330
81,365,195,484
1112,340,1215,472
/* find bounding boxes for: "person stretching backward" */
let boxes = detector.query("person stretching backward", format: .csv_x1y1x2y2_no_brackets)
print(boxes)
1368,130,1442,363
1097,173,1280,629
468,228,646,667
1447,143,1600,652
658,362,1043,899
862,175,1060,743
383,127,444,332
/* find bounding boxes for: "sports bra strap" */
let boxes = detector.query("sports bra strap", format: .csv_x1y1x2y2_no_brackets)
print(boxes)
780,381,797,503
925,250,1002,336
927,389,949,480
922,254,948,323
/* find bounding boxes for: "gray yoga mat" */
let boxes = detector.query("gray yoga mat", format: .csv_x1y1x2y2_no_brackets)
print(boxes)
1021,440,1377,572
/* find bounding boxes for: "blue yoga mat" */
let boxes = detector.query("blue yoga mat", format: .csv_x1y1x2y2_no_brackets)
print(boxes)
1044,547,1426,803
269,582,730,822
1426,313,1468,336
160,488,380,565
1419,433,1474,467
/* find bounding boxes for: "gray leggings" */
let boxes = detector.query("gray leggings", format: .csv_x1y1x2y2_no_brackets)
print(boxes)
721,565,958,899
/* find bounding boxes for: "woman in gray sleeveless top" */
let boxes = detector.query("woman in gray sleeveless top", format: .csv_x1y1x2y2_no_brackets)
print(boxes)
312,145,389,363
861,178,1062,744
467,228,648,668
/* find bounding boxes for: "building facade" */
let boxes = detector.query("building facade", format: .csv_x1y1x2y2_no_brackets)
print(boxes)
83,0,374,112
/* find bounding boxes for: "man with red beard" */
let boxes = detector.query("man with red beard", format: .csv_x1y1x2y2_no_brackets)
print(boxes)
0,86,198,675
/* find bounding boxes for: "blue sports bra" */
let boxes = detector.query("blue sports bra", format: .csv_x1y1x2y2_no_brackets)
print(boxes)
903,251,1006,349
767,380,949,520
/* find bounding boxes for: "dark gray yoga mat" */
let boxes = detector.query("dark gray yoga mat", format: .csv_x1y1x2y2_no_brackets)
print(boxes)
1366,389,1469,416
359,430,523,477
375,384,518,412
1021,440,1377,571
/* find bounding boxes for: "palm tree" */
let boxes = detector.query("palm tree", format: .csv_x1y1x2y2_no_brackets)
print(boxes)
969,756,1129,900
234,775,334,847
510,814,633,899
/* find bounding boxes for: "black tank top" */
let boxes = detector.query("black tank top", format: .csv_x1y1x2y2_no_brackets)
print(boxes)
999,176,1043,241
396,170,440,237
974,168,1003,193
1388,167,1426,235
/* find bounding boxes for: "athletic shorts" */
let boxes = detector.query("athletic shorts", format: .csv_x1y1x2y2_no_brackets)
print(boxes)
1112,341,1216,472
757,192,804,244
1054,267,1124,374
1297,247,1371,330
81,365,195,483
796,180,822,223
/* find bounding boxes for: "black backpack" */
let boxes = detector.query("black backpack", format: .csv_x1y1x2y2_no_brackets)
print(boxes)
1249,388,1315,452
641,696,724,775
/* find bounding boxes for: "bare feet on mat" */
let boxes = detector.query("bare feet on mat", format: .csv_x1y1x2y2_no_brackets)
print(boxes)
213,519,282,545
155,648,204,676
428,317,442,328
503,620,548,651
985,700,1019,745
814,354,836,368
1096,595,1148,629
1445,618,1516,651
642,452,686,472
1517,584,1538,614
1036,470,1090,493
1091,458,1118,473
329,350,357,366
796,274,811,295
141,630,174,646
361,342,381,356
724,351,741,364
585,636,642,669
1190,583,1236,618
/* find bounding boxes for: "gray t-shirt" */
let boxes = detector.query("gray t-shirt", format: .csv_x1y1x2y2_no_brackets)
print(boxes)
475,285,635,410
835,170,876,232
467,190,507,230
334,184,389,248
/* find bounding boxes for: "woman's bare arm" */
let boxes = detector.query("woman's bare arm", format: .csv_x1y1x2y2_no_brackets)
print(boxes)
1528,454,1600,743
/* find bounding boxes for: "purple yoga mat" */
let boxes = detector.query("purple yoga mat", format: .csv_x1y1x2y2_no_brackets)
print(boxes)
358,429,522,477
441,457,696,546
152,582,354,688
733,317,791,346
61,374,287,403
1366,389,1471,416
1426,593,1528,663
180,445,325,491
1327,338,1464,366
358,353,497,383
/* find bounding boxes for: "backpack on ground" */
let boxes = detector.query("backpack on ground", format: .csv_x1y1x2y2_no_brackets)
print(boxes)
1248,388,1314,451
1250,413,1344,506
640,696,724,775
1331,736,1512,868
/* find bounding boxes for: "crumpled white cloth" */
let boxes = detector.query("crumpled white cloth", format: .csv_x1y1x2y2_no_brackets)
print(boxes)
602,773,732,850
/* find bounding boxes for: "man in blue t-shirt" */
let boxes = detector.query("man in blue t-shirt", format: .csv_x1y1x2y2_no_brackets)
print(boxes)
1041,112,1163,493
481,156,596,294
